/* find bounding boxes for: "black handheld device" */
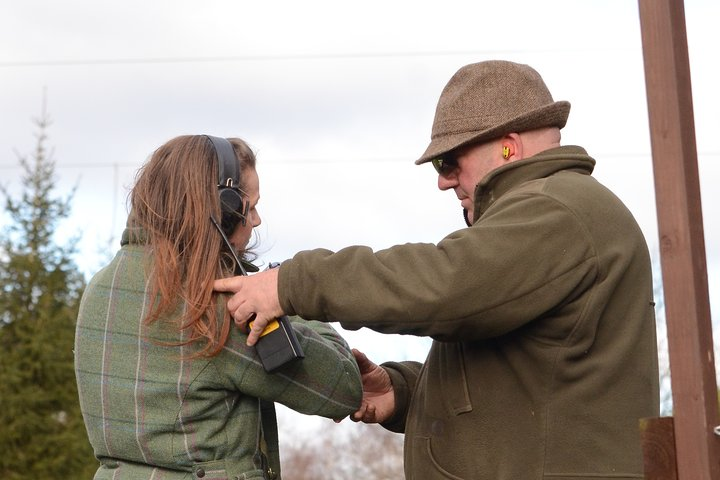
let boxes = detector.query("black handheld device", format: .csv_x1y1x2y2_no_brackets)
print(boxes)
250,262,305,372
211,217,304,372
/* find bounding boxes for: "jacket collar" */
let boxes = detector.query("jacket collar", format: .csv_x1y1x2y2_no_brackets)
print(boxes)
472,145,595,223
120,213,146,246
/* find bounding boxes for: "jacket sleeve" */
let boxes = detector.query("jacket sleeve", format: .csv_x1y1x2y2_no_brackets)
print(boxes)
379,360,423,433
214,314,362,419
278,192,598,342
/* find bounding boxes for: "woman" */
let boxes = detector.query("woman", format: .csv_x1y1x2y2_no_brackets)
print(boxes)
74,135,362,480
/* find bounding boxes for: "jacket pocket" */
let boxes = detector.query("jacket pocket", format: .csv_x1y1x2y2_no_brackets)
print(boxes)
408,435,465,480
193,459,270,480
235,471,268,480
437,342,472,415
544,474,643,479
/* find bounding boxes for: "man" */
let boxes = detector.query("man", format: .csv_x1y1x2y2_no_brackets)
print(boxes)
215,60,660,479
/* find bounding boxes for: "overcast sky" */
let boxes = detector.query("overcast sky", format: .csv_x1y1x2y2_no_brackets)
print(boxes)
1,0,718,412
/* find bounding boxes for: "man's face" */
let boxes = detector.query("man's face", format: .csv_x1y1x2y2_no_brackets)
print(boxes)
436,139,504,221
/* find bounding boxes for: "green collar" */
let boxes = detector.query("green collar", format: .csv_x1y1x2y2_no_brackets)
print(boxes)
472,145,596,222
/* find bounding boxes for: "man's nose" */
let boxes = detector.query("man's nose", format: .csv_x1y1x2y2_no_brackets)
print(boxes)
437,172,457,191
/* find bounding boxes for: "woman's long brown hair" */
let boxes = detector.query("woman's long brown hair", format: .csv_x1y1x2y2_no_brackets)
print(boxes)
129,135,256,357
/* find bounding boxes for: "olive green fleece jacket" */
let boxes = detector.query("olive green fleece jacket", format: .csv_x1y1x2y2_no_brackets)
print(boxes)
278,146,660,479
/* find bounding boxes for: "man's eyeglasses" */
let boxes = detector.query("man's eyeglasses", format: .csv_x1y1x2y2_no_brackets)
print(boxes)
431,155,458,175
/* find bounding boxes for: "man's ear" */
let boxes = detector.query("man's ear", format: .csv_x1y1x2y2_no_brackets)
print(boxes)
501,133,523,161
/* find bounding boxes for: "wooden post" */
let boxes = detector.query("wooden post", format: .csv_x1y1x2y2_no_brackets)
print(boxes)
640,417,678,480
637,0,719,478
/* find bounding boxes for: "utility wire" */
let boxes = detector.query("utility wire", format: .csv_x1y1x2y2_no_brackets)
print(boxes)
0,48,624,68
2,150,719,170
0,157,410,169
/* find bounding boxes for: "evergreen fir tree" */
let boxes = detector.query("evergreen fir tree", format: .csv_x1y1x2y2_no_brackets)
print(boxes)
0,102,97,478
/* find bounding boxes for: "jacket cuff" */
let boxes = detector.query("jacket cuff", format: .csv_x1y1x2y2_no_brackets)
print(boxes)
379,360,422,433
277,261,297,316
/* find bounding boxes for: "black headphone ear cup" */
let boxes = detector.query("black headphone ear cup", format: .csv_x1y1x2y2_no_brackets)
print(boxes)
219,187,245,234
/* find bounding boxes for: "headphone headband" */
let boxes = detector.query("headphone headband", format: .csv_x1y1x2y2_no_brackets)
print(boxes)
205,135,239,188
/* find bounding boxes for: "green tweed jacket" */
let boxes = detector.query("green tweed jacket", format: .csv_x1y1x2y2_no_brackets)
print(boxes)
74,234,362,480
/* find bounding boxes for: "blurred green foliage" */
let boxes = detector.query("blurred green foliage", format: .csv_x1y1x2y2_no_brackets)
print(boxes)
0,104,97,479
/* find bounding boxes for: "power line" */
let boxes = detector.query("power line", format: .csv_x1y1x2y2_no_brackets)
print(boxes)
1,152,717,170
0,162,139,170
0,157,409,170
0,48,619,68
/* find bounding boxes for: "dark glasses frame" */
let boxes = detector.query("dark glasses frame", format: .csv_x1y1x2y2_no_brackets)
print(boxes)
431,155,459,175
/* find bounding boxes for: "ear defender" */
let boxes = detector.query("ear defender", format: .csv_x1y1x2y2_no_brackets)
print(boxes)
204,135,249,235
502,146,511,159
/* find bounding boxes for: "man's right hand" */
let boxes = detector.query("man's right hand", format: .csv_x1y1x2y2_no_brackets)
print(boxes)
213,268,284,346
350,348,396,424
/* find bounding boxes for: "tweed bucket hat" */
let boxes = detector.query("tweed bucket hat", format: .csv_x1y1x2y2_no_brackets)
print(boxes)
416,60,571,165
